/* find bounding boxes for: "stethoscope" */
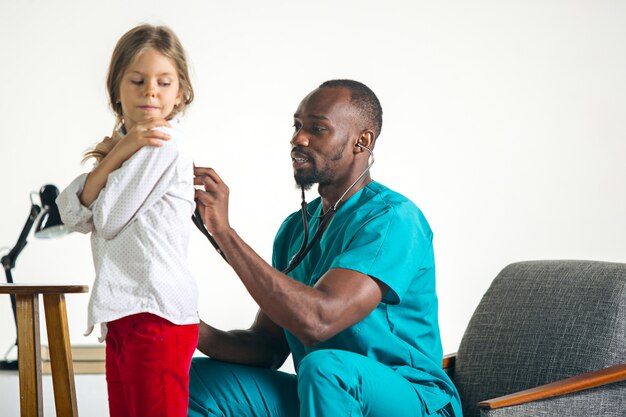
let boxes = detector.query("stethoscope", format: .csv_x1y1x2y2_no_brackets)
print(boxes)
192,143,375,274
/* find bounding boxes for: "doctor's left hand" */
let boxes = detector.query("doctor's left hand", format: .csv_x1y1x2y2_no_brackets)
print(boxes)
193,166,231,235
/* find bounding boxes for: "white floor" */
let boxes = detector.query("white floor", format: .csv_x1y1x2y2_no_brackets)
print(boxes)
0,370,109,416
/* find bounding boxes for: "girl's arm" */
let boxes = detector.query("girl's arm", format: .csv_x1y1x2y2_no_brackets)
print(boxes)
80,118,171,206
89,119,189,240
57,118,172,234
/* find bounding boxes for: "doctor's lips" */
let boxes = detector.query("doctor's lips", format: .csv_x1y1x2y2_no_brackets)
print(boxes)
291,150,312,167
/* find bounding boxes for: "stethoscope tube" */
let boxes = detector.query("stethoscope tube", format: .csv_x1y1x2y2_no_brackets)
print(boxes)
282,144,375,274
192,207,229,263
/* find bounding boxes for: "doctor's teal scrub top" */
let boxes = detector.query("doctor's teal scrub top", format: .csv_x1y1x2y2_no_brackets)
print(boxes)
272,181,462,415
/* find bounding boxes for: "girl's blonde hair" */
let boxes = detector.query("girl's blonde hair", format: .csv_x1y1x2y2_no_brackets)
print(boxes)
84,24,194,163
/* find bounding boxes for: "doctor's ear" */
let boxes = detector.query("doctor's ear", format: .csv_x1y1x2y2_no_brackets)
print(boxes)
354,130,374,152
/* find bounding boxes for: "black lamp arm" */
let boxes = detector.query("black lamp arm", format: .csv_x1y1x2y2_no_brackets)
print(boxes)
1,203,42,334
1,204,41,273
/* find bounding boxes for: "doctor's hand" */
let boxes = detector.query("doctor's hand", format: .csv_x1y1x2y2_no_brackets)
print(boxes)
193,166,231,235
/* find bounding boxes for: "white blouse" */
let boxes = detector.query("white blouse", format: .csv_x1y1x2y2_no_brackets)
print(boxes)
57,118,199,336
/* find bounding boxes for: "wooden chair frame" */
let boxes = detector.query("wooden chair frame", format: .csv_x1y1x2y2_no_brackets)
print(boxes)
442,353,626,410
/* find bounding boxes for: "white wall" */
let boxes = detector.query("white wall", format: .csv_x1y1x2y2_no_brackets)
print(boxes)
1,0,625,382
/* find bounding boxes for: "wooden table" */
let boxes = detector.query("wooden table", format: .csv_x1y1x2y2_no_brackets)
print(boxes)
0,284,88,417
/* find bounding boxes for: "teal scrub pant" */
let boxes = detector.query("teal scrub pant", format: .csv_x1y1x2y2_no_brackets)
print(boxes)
188,349,453,417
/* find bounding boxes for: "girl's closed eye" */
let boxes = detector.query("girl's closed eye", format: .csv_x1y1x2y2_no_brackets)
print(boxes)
131,79,144,85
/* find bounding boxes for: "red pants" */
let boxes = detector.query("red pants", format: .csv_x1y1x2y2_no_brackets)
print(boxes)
105,313,199,417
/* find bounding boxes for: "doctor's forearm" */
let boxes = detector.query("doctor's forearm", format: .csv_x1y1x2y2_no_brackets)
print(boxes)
211,227,331,344
196,321,287,368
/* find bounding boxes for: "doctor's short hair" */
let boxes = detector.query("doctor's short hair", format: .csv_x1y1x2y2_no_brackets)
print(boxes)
319,79,383,139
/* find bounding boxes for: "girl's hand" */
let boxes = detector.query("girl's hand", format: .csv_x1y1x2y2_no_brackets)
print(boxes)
79,118,172,207
109,118,172,163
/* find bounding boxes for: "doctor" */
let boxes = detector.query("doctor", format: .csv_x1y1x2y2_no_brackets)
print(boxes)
189,79,461,417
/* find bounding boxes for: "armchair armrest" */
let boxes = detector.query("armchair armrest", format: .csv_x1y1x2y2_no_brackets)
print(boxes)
479,363,626,410
442,353,456,369
442,353,456,378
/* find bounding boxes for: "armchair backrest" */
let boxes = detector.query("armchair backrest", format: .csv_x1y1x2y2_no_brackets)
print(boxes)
453,260,626,417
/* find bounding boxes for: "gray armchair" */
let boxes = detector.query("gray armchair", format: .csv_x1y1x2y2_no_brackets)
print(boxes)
444,260,626,417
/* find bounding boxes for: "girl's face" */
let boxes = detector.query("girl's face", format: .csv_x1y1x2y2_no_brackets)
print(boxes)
118,48,182,131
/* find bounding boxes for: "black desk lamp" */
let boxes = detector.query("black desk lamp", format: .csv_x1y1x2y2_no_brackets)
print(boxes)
0,184,70,370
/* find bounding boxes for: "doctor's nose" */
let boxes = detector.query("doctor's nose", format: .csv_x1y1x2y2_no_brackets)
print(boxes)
291,130,309,147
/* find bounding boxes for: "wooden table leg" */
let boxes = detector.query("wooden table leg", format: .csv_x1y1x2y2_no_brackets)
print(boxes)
0,284,88,416
16,293,43,417
43,293,79,417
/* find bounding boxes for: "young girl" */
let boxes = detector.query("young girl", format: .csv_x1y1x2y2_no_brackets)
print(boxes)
57,24,198,417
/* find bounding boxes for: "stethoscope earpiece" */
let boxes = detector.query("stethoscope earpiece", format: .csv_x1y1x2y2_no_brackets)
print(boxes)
356,142,371,152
